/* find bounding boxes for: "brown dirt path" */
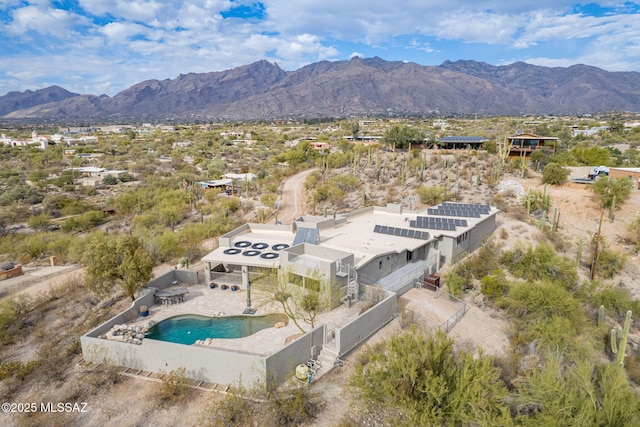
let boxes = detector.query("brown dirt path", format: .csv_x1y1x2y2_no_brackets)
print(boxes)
277,168,317,224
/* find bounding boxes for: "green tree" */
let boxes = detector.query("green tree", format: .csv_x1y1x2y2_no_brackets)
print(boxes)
351,121,360,140
570,144,612,166
350,329,512,426
102,174,118,185
590,176,634,208
541,162,570,185
382,125,424,149
27,212,51,231
253,270,328,334
82,234,155,300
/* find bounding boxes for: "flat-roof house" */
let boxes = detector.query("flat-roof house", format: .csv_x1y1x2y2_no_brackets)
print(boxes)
505,133,558,157
437,136,488,150
609,167,640,189
81,201,498,392
201,202,498,299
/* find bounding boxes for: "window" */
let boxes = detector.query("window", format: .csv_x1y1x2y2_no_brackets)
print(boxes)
379,261,383,269
407,251,413,262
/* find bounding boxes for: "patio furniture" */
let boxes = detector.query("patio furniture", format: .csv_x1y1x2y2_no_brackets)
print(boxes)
155,287,189,305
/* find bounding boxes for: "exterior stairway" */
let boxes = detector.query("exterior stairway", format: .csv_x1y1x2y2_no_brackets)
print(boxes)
314,343,340,379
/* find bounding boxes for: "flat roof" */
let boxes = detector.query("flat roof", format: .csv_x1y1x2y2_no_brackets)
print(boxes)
202,204,497,269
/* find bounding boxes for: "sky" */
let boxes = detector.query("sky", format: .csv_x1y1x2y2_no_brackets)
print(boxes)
1,1,640,97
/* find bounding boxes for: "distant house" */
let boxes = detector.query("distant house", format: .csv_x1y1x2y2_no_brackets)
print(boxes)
222,173,256,182
310,141,330,151
505,133,557,157
437,136,487,150
609,168,640,189
197,179,233,191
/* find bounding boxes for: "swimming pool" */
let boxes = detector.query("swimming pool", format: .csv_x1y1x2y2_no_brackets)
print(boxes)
145,313,288,345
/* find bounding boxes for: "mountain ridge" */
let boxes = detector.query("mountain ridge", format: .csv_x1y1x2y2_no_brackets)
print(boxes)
2,58,640,120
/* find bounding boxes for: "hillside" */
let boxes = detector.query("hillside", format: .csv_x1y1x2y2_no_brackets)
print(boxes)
3,58,640,120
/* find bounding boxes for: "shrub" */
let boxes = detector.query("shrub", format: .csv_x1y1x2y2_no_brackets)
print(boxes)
443,270,467,297
203,393,254,427
0,183,43,205
416,185,445,206
102,174,118,185
502,243,578,289
629,216,640,252
270,388,320,427
501,280,587,351
349,329,511,426
157,368,190,404
591,176,635,209
541,162,570,185
481,270,509,301
594,244,626,279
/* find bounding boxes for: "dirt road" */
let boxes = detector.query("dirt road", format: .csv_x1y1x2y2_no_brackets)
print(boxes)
276,168,317,224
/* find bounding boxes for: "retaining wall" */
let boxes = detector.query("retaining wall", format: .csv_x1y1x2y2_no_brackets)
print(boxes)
0,264,23,281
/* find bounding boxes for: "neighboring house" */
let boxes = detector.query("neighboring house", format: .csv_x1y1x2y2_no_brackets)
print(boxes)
1,131,48,149
197,179,233,191
437,136,488,150
65,166,105,177
609,168,640,189
505,133,558,157
221,173,257,182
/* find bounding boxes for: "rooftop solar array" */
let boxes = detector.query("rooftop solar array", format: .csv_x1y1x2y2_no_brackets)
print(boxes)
292,227,319,245
437,136,487,143
373,224,429,240
427,202,490,218
410,216,467,231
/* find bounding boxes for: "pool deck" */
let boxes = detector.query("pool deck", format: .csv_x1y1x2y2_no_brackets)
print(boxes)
130,283,366,356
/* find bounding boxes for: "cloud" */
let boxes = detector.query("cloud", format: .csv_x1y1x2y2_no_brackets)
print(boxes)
1,1,640,95
78,0,167,22
7,5,91,37
98,21,151,44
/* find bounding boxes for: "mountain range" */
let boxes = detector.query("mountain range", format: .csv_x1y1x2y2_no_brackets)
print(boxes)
2,57,640,121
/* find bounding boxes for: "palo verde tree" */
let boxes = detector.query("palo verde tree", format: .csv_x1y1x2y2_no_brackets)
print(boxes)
253,269,329,333
590,176,634,209
82,233,155,300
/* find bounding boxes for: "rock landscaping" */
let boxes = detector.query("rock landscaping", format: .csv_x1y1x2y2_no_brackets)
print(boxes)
102,324,148,345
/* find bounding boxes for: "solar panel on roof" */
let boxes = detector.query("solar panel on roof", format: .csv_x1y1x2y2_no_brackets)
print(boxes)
374,225,430,240
292,228,307,245
305,228,319,244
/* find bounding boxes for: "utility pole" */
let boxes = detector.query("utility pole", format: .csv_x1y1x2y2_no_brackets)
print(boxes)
590,209,604,280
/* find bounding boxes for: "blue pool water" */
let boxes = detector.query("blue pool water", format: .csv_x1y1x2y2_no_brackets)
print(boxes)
145,313,288,345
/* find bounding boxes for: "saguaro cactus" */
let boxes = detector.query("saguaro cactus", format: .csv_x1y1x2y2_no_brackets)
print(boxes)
598,305,605,327
611,328,618,354
610,195,616,222
616,310,632,366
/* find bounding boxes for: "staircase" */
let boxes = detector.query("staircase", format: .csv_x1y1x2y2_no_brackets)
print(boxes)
337,261,359,300
315,343,340,378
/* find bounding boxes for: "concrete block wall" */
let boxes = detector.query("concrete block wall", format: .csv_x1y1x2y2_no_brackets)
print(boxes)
335,293,397,357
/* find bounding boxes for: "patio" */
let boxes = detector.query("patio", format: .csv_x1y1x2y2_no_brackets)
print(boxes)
131,282,366,356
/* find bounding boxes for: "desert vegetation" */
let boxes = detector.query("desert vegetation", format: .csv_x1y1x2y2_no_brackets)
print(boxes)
1,114,640,426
